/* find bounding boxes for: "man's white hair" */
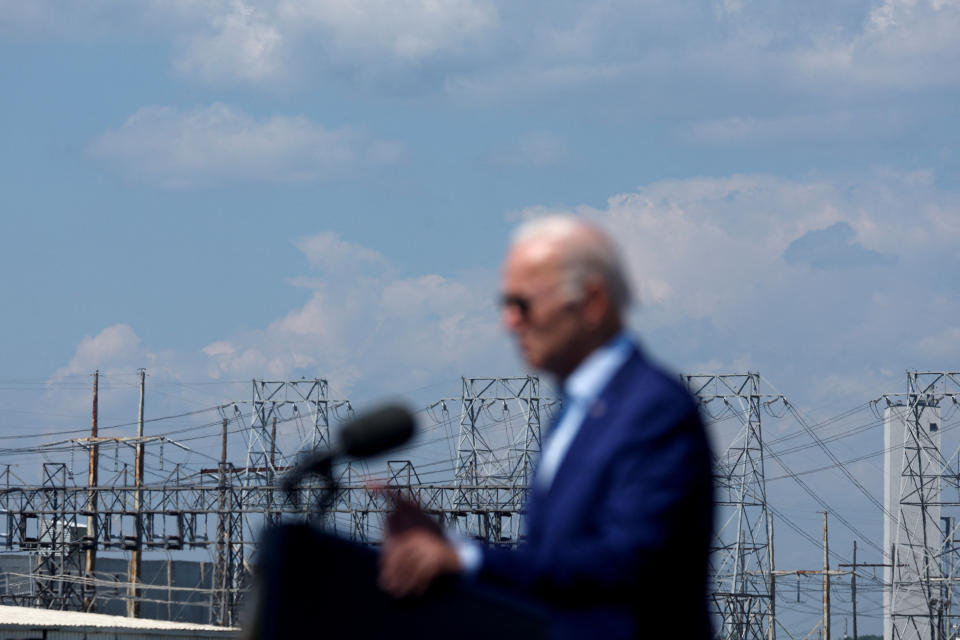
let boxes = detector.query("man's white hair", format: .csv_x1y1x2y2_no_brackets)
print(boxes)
511,215,633,312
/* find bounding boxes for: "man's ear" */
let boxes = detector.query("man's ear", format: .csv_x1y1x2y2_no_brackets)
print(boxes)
581,279,610,329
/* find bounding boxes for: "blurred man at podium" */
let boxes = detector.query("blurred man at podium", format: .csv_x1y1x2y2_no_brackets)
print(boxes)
379,216,714,639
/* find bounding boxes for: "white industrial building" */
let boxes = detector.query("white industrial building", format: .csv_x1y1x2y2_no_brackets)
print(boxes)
0,605,238,640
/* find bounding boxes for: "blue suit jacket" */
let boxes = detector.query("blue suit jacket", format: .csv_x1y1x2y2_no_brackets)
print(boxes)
478,346,714,639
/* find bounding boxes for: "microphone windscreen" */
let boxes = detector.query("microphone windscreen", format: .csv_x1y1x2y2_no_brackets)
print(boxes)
338,404,416,459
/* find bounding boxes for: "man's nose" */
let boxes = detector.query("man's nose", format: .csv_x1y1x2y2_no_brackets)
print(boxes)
501,304,524,331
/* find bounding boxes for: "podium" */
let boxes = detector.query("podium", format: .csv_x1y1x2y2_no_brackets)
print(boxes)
250,523,549,639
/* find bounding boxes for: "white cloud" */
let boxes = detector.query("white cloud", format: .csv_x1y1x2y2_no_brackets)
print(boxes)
543,174,829,319
201,341,235,358
148,0,498,86
279,0,497,62
448,0,960,107
89,104,402,188
174,2,283,83
7,0,960,105
541,171,960,323
791,0,960,90
52,324,144,381
294,232,389,274
514,169,960,412
195,232,507,394
29,219,508,432
47,231,507,403
42,169,960,415
59,169,940,406
380,275,475,318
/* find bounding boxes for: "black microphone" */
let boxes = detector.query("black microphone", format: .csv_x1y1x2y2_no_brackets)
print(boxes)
282,403,416,492
337,403,416,458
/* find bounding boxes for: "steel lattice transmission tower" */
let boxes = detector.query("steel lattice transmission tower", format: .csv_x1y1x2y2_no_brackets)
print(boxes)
213,379,331,625
454,376,542,546
244,379,330,524
245,379,330,480
35,463,83,610
686,373,775,640
882,371,960,640
212,456,243,627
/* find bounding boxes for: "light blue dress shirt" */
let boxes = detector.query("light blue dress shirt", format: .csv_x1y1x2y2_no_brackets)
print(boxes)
534,331,633,490
453,331,634,573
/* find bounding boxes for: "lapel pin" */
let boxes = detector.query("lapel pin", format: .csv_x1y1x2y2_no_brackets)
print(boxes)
590,400,606,419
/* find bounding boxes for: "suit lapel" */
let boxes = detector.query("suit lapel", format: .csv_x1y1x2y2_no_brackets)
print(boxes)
528,348,646,540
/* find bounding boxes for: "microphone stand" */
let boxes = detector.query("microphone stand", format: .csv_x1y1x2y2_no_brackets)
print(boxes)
250,460,347,640
281,454,338,521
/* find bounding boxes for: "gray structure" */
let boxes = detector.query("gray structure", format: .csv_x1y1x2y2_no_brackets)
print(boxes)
0,555,212,624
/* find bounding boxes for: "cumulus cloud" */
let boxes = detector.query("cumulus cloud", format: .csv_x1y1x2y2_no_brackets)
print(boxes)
516,169,960,406
42,168,960,414
52,324,144,380
195,232,507,395
166,0,498,87
89,104,402,188
49,325,190,393
45,227,508,408
6,0,960,106
792,0,960,90
174,2,284,83
294,232,389,274
446,0,960,102
279,0,497,62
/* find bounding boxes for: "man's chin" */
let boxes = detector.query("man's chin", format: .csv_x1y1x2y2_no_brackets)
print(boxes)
515,342,545,371
521,353,545,372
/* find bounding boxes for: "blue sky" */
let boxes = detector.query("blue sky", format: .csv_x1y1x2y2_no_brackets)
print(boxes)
2,0,960,630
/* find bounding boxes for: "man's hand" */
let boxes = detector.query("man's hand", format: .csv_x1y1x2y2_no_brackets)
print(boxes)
378,528,462,598
384,490,443,537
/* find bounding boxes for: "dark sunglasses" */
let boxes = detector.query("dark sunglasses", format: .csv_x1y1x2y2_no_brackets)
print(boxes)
499,283,570,319
499,293,535,318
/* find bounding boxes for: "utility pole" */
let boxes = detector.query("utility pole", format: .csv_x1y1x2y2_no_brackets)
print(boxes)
221,417,228,475
128,368,145,618
839,546,889,640
84,370,99,611
768,510,776,640
268,417,277,526
943,517,954,640
851,541,857,640
823,512,830,640
214,416,230,625
776,517,851,640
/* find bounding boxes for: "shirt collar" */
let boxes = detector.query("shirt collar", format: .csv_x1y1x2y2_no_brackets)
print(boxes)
562,331,633,404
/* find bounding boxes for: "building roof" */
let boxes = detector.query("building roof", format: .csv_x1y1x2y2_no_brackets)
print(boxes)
0,605,238,637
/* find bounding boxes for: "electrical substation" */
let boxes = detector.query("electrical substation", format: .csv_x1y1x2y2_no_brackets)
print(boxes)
1,370,959,640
